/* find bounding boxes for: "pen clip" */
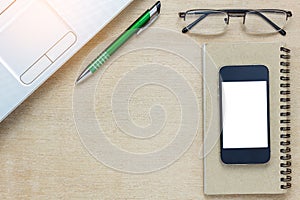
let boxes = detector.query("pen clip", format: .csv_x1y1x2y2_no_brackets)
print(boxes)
137,14,159,35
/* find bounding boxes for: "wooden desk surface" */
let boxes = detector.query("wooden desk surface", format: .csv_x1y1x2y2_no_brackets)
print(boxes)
1,0,299,199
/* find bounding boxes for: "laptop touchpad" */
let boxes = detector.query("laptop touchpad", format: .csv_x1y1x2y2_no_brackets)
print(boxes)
0,0,76,84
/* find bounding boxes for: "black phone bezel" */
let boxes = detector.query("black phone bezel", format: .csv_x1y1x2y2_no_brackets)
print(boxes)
219,65,270,164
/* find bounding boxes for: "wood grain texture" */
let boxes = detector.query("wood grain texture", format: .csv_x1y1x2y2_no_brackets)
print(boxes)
0,0,299,199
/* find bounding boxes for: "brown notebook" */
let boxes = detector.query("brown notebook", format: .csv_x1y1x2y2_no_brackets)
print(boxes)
202,42,292,195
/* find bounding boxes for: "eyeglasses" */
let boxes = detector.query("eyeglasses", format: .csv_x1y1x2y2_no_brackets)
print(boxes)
178,9,292,36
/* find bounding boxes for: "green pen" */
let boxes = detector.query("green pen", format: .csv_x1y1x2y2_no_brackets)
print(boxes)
76,1,161,84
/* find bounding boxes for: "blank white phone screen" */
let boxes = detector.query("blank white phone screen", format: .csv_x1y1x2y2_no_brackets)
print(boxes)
222,81,268,148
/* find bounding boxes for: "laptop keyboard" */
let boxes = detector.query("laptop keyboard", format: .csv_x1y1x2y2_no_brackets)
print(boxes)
0,0,15,15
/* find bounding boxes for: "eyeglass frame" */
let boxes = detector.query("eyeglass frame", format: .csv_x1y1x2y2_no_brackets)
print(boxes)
178,9,292,36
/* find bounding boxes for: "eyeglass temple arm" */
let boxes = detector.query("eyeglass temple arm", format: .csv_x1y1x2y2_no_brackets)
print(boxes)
181,14,208,33
254,11,286,36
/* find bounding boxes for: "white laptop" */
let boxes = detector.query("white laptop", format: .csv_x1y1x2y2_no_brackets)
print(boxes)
0,0,133,122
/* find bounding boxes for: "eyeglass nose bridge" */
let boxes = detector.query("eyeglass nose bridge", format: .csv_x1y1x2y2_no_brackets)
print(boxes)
226,13,247,24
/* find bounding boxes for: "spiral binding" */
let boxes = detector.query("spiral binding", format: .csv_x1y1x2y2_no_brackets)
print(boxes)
279,47,292,189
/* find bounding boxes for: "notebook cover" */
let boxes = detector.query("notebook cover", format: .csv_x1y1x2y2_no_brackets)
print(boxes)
202,42,291,195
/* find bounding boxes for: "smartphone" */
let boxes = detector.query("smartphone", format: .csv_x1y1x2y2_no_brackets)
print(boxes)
219,65,270,164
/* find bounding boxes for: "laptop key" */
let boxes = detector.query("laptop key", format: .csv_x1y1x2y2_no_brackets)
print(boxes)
20,56,52,84
46,32,77,62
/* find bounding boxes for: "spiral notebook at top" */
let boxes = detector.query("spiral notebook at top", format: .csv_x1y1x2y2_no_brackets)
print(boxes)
202,42,292,195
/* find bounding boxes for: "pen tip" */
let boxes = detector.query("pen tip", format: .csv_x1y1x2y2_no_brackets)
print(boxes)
75,68,92,85
75,76,84,85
